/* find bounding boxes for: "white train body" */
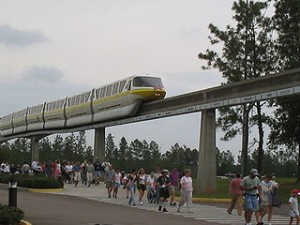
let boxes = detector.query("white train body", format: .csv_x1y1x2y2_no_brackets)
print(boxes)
26,103,45,131
0,76,166,136
44,98,66,129
12,108,27,134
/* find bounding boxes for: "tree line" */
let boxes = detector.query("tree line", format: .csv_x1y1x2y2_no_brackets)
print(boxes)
0,132,298,177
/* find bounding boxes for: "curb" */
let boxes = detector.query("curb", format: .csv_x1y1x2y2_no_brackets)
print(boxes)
28,188,63,193
192,197,231,203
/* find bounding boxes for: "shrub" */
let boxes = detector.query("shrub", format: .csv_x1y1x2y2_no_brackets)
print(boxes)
0,174,62,189
0,204,24,225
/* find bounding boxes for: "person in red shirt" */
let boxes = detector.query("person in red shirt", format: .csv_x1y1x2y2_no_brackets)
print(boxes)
227,173,243,215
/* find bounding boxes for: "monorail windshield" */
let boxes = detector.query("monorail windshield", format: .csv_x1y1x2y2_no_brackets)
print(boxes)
133,77,164,88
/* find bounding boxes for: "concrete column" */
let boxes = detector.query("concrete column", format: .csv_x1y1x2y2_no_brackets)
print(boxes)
31,137,40,162
196,109,217,194
94,127,105,162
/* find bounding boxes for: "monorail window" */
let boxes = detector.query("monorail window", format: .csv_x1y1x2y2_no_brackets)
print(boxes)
85,92,90,101
79,94,84,104
75,96,80,105
133,77,164,88
106,85,113,97
59,100,65,108
96,89,101,99
119,80,126,92
113,83,119,95
100,87,106,98
125,81,131,90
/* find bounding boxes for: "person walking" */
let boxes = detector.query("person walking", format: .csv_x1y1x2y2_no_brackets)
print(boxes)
261,174,279,225
73,161,81,187
137,168,147,205
157,169,171,212
86,161,95,187
105,165,115,198
177,169,193,213
240,168,263,225
113,168,122,198
227,173,243,216
154,166,162,204
93,158,102,185
289,189,300,225
124,169,138,206
169,168,179,206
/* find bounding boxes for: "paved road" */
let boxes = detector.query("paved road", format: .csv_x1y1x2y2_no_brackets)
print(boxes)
0,183,290,225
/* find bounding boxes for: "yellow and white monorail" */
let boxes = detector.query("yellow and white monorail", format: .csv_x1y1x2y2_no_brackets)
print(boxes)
0,75,166,136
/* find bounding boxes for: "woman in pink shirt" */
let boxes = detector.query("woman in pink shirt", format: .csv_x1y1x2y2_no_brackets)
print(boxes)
227,173,243,215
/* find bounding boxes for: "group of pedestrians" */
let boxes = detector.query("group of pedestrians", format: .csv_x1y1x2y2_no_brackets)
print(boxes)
226,168,300,225
108,166,195,213
227,169,280,225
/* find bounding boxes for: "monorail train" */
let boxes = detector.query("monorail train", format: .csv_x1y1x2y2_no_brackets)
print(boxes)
0,75,166,136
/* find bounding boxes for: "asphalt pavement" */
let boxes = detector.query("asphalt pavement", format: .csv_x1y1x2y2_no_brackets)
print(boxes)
0,182,290,225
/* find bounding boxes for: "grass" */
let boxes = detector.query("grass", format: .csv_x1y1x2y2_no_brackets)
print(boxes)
191,177,299,203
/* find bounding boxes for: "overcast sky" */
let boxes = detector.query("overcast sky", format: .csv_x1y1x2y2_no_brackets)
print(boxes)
0,0,251,156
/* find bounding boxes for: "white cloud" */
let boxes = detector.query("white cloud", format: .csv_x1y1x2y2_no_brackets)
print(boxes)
0,24,47,46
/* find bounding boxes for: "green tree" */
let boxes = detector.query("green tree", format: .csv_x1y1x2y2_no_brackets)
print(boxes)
75,131,87,159
10,138,31,164
105,133,115,162
129,139,144,169
52,135,64,160
269,0,300,180
198,0,276,176
40,137,52,162
118,137,128,171
149,140,161,171
0,143,11,163
216,149,235,176
63,133,77,162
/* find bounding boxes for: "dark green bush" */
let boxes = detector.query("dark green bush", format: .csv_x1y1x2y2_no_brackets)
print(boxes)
0,204,24,225
0,174,62,189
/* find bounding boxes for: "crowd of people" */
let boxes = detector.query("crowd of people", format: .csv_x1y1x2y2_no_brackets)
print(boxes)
0,159,194,213
227,168,300,225
2,160,300,224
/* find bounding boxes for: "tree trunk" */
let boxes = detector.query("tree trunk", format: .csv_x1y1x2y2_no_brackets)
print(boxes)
256,102,264,175
241,104,250,177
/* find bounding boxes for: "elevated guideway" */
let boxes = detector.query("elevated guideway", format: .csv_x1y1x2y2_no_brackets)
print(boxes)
1,67,299,141
1,68,300,194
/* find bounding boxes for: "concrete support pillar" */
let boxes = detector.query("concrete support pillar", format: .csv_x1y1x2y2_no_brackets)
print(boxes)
196,109,217,194
94,128,105,162
31,137,40,162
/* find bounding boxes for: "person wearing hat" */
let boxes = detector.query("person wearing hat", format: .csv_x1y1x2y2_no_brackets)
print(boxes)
240,168,263,225
156,169,171,212
288,189,300,225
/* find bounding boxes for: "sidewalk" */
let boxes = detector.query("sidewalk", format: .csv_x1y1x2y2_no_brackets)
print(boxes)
37,182,289,225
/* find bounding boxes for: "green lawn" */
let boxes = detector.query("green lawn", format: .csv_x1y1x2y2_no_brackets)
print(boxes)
191,177,299,203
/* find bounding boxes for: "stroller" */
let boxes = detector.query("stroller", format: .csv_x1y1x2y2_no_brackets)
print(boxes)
147,186,157,203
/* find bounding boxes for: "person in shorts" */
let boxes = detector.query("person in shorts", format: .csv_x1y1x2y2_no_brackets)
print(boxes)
289,189,300,225
169,168,179,206
113,168,122,198
240,168,263,225
156,169,171,212
105,165,115,198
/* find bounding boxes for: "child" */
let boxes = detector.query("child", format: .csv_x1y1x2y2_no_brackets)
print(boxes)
289,189,300,225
